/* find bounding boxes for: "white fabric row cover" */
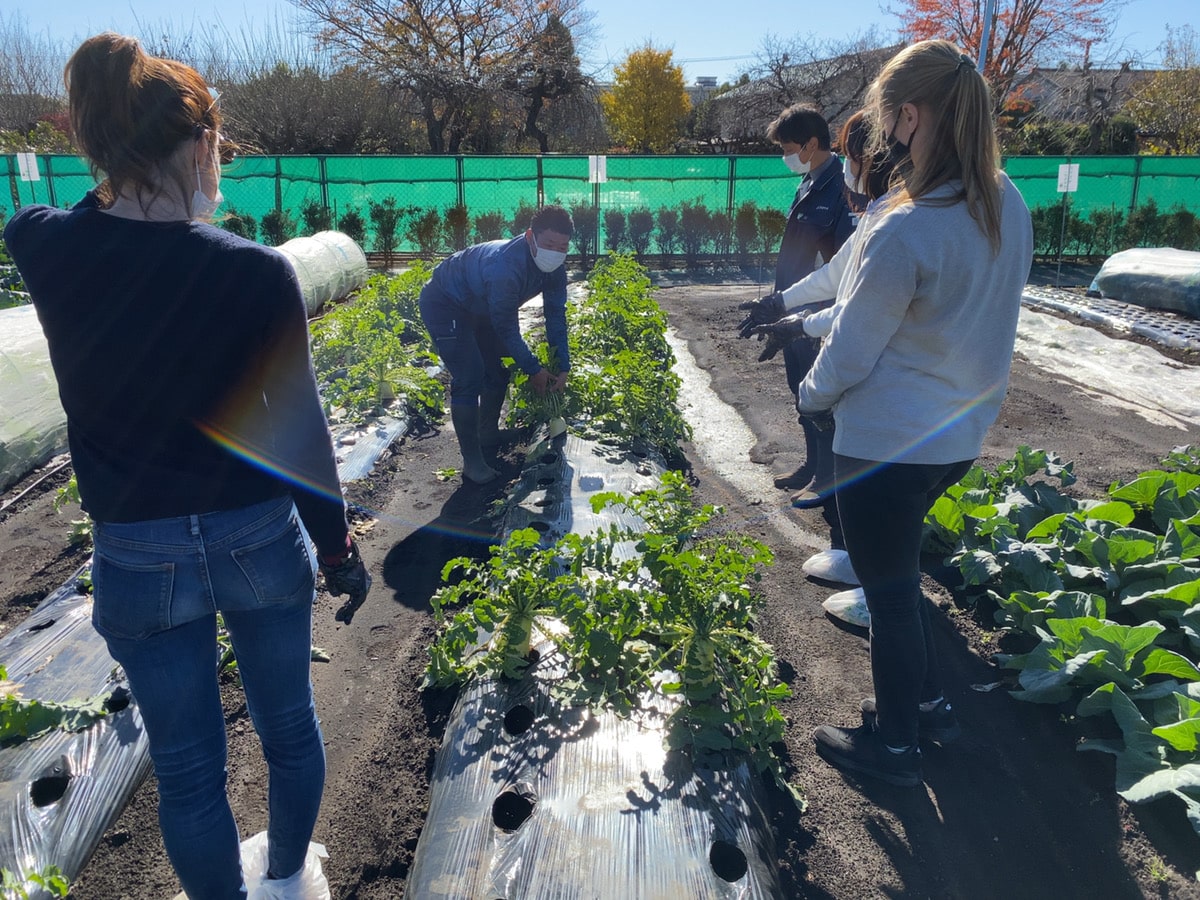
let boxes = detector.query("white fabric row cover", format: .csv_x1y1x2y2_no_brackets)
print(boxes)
1090,248,1200,320
0,305,66,492
276,231,369,316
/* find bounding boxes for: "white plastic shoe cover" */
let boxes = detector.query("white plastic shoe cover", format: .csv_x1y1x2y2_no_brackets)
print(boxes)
822,587,870,628
802,549,860,585
244,831,331,900
171,832,331,900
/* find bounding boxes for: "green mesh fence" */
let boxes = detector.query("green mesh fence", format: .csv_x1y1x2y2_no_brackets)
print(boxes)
4,153,1200,256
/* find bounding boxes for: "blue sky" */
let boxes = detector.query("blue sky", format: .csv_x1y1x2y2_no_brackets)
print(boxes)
6,0,1190,83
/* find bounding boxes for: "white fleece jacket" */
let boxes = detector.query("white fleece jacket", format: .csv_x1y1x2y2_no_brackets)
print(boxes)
796,172,1033,465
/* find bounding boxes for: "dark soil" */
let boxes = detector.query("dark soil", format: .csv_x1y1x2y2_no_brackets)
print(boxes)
3,278,1200,899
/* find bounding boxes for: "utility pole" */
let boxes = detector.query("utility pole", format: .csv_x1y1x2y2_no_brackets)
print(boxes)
977,0,997,72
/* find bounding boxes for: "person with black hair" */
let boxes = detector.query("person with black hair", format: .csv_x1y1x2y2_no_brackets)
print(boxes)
419,205,573,484
749,110,901,602
740,104,853,506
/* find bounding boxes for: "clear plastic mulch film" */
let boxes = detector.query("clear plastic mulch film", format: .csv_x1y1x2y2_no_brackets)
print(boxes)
0,568,150,896
0,305,67,492
407,431,784,899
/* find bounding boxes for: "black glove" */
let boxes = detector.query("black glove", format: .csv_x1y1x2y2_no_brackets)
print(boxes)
805,409,835,432
320,539,372,624
736,291,786,339
749,311,811,362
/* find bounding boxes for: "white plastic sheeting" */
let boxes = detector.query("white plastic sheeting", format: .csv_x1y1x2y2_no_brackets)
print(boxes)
276,231,369,316
1089,248,1200,320
0,305,66,492
407,432,784,899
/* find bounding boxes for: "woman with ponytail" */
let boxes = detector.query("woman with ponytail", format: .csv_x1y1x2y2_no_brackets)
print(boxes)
757,40,1033,786
3,33,365,897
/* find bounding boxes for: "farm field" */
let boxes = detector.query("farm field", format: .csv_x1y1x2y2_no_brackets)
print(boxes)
3,278,1200,899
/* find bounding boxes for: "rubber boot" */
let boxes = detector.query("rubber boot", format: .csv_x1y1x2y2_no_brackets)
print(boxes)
450,403,498,485
791,416,835,508
478,388,507,450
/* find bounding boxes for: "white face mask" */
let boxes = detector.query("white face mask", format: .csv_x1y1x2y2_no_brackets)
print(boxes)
192,159,223,220
843,156,864,194
531,234,566,273
783,152,810,176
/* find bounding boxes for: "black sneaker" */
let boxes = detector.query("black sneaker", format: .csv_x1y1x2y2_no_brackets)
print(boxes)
774,465,813,490
813,722,922,787
859,697,962,744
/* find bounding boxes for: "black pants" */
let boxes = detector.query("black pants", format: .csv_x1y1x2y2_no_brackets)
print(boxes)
835,454,974,747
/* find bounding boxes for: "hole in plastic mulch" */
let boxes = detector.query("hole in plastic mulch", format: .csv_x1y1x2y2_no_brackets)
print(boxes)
539,452,559,465
31,762,71,807
503,704,535,735
529,521,550,534
536,477,556,487
105,686,132,713
532,496,555,508
27,618,56,633
709,839,748,883
492,784,537,832
578,474,605,491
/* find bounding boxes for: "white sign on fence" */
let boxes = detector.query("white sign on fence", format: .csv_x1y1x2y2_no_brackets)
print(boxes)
16,153,40,182
588,155,607,184
1057,163,1080,193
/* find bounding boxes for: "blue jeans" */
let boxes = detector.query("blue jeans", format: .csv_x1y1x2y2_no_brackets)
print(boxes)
419,285,510,407
834,456,974,747
92,496,325,900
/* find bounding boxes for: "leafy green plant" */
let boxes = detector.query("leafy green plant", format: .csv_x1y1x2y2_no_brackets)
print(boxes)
734,201,759,265
260,208,297,247
0,864,69,899
506,254,691,463
443,204,470,251
369,197,405,264
472,210,506,243
337,207,367,246
309,267,444,424
511,199,538,235
406,208,442,258
568,202,598,270
52,475,92,547
602,209,626,252
220,207,258,242
655,206,680,257
626,206,655,258
0,665,109,745
927,445,1200,839
678,200,712,270
424,473,800,805
300,198,334,235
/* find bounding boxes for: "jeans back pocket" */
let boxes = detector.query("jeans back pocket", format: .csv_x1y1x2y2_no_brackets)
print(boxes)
92,553,175,641
228,515,315,608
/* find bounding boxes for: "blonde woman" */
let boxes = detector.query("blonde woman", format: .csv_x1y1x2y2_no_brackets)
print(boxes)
756,40,1033,786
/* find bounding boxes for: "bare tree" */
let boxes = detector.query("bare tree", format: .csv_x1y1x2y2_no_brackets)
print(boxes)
0,12,67,134
288,0,594,153
709,29,897,151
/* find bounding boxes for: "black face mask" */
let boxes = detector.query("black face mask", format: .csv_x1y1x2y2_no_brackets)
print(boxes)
887,111,913,158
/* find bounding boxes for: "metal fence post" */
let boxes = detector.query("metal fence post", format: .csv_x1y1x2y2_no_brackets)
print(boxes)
727,157,736,220
1129,154,1143,217
275,157,283,212
319,157,329,210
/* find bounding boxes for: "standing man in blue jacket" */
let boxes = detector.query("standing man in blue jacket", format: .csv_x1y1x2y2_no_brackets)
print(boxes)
419,204,573,484
756,105,854,505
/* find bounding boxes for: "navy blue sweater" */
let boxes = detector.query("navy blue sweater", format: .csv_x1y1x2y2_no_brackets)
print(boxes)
4,192,349,555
